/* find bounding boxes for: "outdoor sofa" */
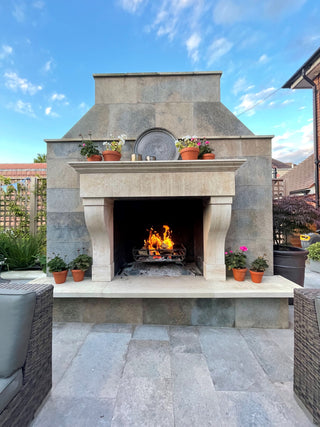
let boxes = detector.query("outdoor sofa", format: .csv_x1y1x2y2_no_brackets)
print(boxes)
294,288,320,424
0,281,53,426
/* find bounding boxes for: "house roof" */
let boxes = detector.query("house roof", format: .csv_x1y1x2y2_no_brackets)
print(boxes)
282,155,314,194
272,158,294,169
282,47,320,89
0,163,47,178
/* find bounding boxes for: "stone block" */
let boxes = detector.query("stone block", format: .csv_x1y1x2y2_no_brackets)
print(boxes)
211,138,243,158
53,298,83,322
47,158,80,189
47,212,89,243
82,298,143,324
232,185,271,211
169,326,202,353
143,299,193,325
235,298,289,328
47,141,81,159
235,156,272,186
154,103,193,137
241,137,272,157
191,298,235,326
108,104,155,137
47,241,91,266
133,325,169,341
47,189,83,213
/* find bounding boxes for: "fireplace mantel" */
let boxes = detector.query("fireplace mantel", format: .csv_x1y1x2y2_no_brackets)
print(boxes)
69,159,246,282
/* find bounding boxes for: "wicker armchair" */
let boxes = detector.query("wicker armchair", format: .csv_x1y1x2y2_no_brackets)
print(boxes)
0,282,53,427
294,288,320,425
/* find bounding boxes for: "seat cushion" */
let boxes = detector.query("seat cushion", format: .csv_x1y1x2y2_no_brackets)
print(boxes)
0,369,23,414
0,289,36,377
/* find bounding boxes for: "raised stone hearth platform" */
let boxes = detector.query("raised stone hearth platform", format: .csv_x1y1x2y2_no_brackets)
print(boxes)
30,275,300,328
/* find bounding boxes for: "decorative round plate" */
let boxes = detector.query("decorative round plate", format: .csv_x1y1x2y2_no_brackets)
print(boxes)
134,128,179,160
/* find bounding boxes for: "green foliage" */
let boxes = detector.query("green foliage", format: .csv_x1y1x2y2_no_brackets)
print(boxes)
79,140,100,157
47,254,68,272
307,242,320,261
273,196,320,246
68,253,92,271
225,246,248,270
33,153,47,163
0,231,44,270
198,139,214,158
175,136,199,151
250,255,269,272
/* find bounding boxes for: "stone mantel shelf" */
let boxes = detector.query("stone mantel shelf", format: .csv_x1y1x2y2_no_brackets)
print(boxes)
68,159,246,174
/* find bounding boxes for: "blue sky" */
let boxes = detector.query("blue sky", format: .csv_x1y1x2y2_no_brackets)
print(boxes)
0,0,319,164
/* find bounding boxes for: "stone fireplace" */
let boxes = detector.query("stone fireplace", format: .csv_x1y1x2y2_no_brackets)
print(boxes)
46,71,274,282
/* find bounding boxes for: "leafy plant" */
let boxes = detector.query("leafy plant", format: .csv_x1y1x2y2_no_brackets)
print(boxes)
273,196,320,247
103,134,126,153
198,139,214,158
250,255,269,272
307,242,320,261
68,254,92,271
175,136,199,151
33,153,47,163
225,246,248,270
0,232,43,270
47,254,68,272
79,140,101,157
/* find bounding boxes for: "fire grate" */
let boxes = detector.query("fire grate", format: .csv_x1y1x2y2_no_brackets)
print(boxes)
132,244,186,263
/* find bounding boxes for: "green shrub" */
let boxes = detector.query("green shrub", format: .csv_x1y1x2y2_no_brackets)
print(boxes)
47,255,68,272
307,242,320,261
0,231,44,270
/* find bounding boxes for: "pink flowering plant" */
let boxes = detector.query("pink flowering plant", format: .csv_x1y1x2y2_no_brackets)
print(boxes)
225,246,248,270
198,138,214,158
175,135,200,151
78,140,101,157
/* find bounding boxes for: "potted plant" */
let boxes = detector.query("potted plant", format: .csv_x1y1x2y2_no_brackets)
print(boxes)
175,136,200,160
78,140,102,161
68,253,92,282
102,134,126,161
307,242,320,273
273,196,320,286
249,255,269,283
198,138,215,160
225,246,248,281
47,254,68,284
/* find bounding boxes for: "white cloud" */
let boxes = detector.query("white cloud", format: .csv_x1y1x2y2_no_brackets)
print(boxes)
207,37,233,66
43,59,53,72
0,45,13,60
298,106,306,110
78,102,89,111
234,87,276,116
45,106,59,117
232,77,254,95
32,0,45,9
4,72,42,95
12,2,26,22
51,93,66,101
282,99,294,105
258,54,269,64
119,0,146,13
213,0,245,25
186,33,201,62
7,100,36,117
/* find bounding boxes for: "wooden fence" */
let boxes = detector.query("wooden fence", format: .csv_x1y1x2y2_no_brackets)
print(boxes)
0,177,46,235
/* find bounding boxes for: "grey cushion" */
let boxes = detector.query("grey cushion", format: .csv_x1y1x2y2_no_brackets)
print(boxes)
0,369,23,414
0,289,36,378
315,296,320,332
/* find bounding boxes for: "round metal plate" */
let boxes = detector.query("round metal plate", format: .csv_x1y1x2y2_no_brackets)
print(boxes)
134,128,178,160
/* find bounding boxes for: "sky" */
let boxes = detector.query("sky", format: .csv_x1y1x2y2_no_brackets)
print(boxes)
0,0,319,164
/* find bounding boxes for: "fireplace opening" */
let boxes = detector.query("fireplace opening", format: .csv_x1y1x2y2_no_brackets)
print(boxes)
114,198,204,276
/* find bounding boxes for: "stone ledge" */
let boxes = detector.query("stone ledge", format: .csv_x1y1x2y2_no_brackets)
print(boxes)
29,275,300,299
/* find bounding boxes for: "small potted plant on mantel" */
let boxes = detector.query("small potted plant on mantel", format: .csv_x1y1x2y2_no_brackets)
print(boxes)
175,136,200,160
198,139,215,160
68,253,92,282
47,254,68,284
102,134,126,161
249,255,269,283
78,140,102,161
225,246,248,281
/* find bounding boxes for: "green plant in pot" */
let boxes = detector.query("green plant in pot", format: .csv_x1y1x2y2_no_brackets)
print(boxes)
68,253,92,282
225,246,248,281
175,136,200,160
273,196,320,286
307,242,320,273
198,138,215,160
79,140,102,161
249,255,269,283
47,254,68,284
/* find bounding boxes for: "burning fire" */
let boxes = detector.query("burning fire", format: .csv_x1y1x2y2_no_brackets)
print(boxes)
144,225,174,255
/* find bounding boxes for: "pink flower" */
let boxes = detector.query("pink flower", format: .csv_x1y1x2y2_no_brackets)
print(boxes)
239,246,248,252
205,141,209,145
197,142,201,146
229,250,233,253
83,143,85,146
225,251,228,255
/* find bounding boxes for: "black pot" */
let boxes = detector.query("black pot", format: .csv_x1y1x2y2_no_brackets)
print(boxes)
273,246,308,286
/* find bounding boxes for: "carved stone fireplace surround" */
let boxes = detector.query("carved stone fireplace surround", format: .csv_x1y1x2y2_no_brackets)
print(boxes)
69,159,245,282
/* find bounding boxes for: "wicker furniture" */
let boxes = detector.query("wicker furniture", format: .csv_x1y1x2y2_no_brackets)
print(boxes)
0,282,53,427
294,288,320,424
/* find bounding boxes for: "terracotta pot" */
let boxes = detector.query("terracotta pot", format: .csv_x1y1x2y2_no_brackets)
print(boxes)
52,270,68,284
102,150,121,161
71,269,85,282
87,155,102,161
180,147,199,160
202,153,215,160
232,268,247,281
249,270,264,283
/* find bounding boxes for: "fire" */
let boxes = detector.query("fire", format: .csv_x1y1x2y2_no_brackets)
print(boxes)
144,225,174,255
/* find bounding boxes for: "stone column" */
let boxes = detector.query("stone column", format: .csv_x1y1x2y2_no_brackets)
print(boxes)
203,196,233,280
83,198,114,281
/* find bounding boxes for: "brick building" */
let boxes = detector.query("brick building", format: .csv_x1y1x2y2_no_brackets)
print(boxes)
0,163,47,178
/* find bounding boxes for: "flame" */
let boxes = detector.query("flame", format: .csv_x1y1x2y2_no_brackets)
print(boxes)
144,225,174,253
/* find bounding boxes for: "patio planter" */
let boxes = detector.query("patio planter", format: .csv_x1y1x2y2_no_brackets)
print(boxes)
273,246,308,286
309,259,320,273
